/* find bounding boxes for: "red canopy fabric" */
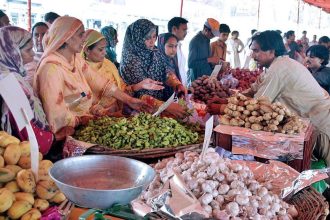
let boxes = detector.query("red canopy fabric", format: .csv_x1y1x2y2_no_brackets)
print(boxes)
303,0,330,13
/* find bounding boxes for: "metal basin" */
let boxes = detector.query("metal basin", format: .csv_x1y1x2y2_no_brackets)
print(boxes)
49,155,155,209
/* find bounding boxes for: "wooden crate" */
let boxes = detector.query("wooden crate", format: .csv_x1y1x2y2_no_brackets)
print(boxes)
214,123,317,172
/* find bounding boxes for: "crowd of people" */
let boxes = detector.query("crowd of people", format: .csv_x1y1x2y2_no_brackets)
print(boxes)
1,9,330,167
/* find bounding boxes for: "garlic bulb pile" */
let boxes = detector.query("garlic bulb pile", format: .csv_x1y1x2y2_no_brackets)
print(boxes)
142,149,298,219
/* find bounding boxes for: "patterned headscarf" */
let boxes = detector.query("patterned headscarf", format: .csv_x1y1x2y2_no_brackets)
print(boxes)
100,25,118,63
0,26,49,131
157,33,181,82
0,26,30,77
120,19,173,101
40,16,83,62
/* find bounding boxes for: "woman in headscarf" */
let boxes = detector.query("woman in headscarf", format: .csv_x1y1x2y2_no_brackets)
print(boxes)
157,32,181,82
100,25,119,68
120,19,187,117
0,26,53,154
82,29,163,116
34,16,150,137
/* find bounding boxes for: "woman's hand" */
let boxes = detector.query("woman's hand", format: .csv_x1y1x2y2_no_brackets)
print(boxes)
55,126,75,141
79,115,95,126
134,79,164,91
206,97,228,115
164,103,187,119
176,84,187,98
127,97,153,113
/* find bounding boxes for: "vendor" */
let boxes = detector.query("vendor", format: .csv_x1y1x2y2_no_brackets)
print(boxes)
34,16,151,138
207,30,330,166
81,29,164,117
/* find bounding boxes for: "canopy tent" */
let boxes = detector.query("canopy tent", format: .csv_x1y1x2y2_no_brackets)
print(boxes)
304,0,330,12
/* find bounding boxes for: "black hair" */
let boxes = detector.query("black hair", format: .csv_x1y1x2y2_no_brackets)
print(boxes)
306,45,329,66
251,29,257,35
44,12,60,23
31,22,48,35
285,30,294,39
319,36,330,44
275,30,282,35
0,10,6,18
250,30,286,57
163,32,178,44
231,30,239,36
59,42,67,50
302,30,307,34
167,17,188,33
219,24,231,34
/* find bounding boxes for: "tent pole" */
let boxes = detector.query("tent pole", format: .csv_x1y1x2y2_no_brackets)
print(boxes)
27,0,31,31
257,0,260,29
180,0,183,17
319,8,322,29
297,0,300,25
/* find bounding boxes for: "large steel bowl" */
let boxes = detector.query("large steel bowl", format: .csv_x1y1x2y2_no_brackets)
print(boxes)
49,155,155,209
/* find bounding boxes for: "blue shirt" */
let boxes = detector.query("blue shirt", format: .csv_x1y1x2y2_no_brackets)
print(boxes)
188,31,212,84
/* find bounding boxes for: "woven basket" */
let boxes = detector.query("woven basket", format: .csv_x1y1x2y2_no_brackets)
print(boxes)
85,142,202,159
287,187,329,220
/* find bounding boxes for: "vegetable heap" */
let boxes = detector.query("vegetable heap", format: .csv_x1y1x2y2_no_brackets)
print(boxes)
74,113,199,149
220,93,304,134
190,75,231,104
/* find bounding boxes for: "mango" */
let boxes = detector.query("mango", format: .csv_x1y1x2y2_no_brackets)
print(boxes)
0,156,4,168
14,192,34,205
0,134,19,148
0,168,15,183
0,188,14,212
36,180,58,200
49,192,66,204
7,200,32,219
21,208,41,220
33,199,49,212
4,143,21,165
19,141,30,157
17,156,31,169
38,160,53,181
5,165,22,176
4,180,20,193
17,169,36,193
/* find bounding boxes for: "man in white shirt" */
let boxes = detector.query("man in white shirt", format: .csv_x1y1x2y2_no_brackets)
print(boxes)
168,17,188,86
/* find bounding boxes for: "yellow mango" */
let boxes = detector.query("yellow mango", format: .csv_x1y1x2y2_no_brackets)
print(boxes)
0,188,14,213
7,200,32,219
0,135,20,148
17,169,36,193
21,208,41,220
49,192,66,204
14,192,34,205
17,156,31,169
4,180,20,193
33,199,49,212
0,156,4,168
19,141,31,157
4,143,21,165
39,152,43,161
5,165,22,176
0,148,4,156
0,168,15,183
36,180,58,200
38,160,53,181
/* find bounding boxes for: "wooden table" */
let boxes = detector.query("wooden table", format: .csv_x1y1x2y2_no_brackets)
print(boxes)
213,123,317,172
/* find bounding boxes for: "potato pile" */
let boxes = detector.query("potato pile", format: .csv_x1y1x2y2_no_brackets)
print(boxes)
220,93,304,134
190,75,231,104
0,131,65,220
142,149,298,219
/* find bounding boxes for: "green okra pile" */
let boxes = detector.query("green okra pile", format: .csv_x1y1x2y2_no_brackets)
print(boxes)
74,113,199,149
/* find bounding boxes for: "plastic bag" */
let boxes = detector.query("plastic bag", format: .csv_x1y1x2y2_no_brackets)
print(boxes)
311,160,329,194
220,73,239,89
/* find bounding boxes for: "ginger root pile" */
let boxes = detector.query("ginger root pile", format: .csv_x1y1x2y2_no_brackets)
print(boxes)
220,94,304,134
